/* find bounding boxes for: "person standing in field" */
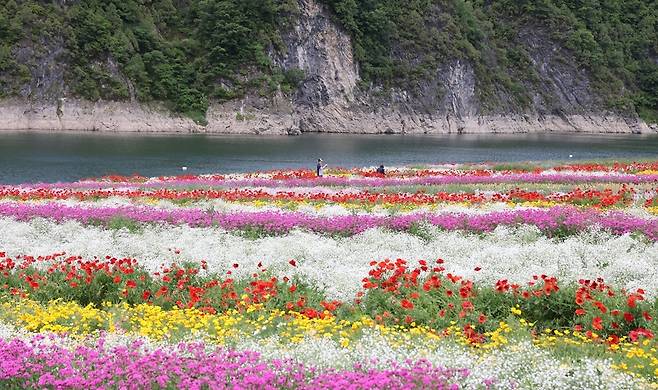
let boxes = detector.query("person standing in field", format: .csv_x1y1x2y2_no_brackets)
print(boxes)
316,158,327,177
376,164,385,175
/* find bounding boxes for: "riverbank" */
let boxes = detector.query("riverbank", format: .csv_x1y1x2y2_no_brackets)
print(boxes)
0,98,655,135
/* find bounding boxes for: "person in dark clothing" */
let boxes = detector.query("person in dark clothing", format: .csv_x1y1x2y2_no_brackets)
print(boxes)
376,164,385,175
316,158,327,177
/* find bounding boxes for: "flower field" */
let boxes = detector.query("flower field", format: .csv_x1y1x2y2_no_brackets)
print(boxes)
1,161,658,389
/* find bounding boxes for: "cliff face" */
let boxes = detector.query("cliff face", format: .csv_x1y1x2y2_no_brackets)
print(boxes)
0,0,655,135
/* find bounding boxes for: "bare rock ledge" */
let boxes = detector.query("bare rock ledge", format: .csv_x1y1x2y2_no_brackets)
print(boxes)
0,98,654,135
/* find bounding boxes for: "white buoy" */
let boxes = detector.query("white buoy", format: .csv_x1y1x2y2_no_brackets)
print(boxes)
182,166,188,171
569,155,573,158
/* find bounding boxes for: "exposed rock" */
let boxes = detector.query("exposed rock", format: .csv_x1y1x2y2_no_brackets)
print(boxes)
0,0,655,135
1,97,650,135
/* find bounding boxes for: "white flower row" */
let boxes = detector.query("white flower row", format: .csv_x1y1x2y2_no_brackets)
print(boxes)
237,330,640,389
20,196,540,217
1,218,657,300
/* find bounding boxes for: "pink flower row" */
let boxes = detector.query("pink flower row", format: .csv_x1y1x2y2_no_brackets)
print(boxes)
0,201,656,240
0,336,471,389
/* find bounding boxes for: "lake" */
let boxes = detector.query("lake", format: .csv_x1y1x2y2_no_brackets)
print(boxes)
1,131,657,184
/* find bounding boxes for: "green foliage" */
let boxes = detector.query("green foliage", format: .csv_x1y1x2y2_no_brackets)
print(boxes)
321,0,658,119
0,0,656,122
0,0,300,122
237,225,281,240
491,163,537,172
281,68,306,93
106,216,142,233
407,221,435,242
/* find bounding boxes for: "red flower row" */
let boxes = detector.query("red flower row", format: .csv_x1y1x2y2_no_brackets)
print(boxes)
0,251,655,345
0,186,641,208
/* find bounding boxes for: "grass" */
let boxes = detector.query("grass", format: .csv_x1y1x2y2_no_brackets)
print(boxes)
406,222,436,242
491,162,539,172
106,216,143,233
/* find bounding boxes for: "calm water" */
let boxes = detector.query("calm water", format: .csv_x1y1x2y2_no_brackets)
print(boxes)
0,131,657,184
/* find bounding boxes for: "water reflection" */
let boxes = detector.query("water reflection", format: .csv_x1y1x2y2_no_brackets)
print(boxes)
0,131,657,184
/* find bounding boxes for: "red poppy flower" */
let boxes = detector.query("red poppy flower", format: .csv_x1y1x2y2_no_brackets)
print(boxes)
400,299,414,309
628,296,637,308
594,301,607,314
155,286,168,297
592,317,603,330
629,328,654,342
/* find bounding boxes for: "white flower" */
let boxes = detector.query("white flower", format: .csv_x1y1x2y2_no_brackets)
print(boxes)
1,218,656,300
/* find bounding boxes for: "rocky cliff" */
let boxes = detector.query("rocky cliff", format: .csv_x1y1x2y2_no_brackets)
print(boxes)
0,0,656,134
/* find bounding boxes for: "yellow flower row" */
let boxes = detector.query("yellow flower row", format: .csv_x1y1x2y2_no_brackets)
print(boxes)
0,299,526,355
21,192,646,211
2,299,657,381
0,299,444,346
533,328,658,380
137,197,645,212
